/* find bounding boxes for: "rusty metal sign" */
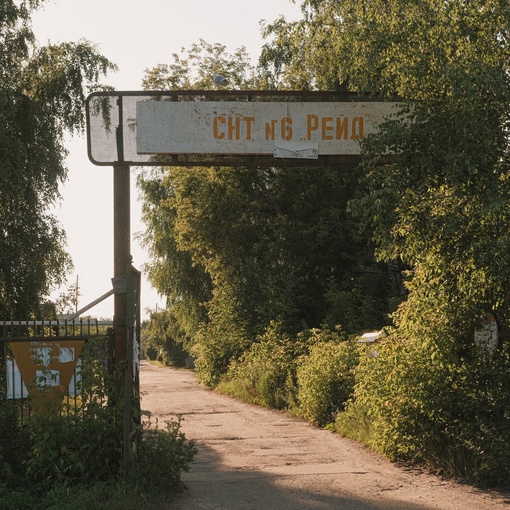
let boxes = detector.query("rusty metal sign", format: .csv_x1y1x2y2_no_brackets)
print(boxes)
136,100,397,157
86,90,401,167
8,340,85,411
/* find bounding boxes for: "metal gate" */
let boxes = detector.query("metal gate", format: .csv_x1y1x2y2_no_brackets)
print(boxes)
0,319,114,422
0,265,141,474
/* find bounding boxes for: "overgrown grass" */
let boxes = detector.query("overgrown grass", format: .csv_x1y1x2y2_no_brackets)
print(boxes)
329,402,375,446
0,416,196,510
0,338,197,509
216,377,263,406
0,481,178,510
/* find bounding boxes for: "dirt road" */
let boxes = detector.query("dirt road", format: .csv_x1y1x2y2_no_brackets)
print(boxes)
139,361,510,510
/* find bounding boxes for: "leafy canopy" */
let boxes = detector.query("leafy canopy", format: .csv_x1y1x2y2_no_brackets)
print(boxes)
0,0,116,317
139,39,395,385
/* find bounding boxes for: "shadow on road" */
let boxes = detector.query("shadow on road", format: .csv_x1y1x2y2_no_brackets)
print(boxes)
168,443,447,510
139,364,509,510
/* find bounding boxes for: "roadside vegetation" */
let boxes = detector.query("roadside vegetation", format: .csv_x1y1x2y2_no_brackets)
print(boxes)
140,0,510,488
3,0,510,504
0,338,197,509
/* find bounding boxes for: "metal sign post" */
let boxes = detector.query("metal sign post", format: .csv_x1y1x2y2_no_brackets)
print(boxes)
105,94,133,475
113,95,130,367
113,163,130,366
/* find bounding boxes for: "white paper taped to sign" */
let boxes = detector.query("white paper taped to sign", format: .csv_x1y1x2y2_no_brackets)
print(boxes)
274,142,319,159
136,101,399,156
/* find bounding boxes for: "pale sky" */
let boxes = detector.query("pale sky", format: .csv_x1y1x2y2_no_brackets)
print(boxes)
31,0,302,320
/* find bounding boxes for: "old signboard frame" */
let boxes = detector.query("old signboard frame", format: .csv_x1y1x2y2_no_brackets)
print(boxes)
86,90,400,168
85,90,401,469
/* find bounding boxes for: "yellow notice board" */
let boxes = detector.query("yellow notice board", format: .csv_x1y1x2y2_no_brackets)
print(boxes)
8,341,85,407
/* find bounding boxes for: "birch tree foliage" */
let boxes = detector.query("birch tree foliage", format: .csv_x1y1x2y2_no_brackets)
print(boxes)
142,39,257,90
0,0,116,317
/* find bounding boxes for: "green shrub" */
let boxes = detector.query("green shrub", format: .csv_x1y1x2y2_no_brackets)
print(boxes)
145,344,158,361
0,337,197,505
333,402,375,444
296,335,359,426
220,325,358,418
437,349,510,484
24,412,122,491
0,416,197,509
216,376,259,404
142,310,190,367
192,317,252,388
220,323,306,409
336,327,510,485
0,485,44,510
129,417,197,498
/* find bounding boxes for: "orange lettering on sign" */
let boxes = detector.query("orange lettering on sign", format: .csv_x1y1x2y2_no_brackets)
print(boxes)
307,114,366,141
281,117,293,141
213,116,226,139
336,117,348,140
351,117,364,140
265,119,277,140
307,114,319,140
215,116,255,141
266,118,293,141
322,117,334,140
227,116,240,140
244,116,255,140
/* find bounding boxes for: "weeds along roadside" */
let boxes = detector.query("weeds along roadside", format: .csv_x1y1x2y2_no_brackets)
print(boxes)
0,337,197,510
215,323,510,488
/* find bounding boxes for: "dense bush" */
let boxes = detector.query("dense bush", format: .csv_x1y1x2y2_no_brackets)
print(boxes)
24,412,121,490
0,338,121,493
219,324,360,425
193,326,250,388
219,323,305,409
129,418,197,496
140,162,397,389
142,310,190,367
335,326,510,485
296,333,359,426
192,298,253,388
144,336,188,367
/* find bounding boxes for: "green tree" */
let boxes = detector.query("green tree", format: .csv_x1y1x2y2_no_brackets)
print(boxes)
0,0,115,318
262,0,510,330
142,39,257,90
268,0,510,482
263,1,510,321
140,163,392,385
141,309,189,366
339,0,510,333
139,39,394,385
138,166,212,345
259,7,346,90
